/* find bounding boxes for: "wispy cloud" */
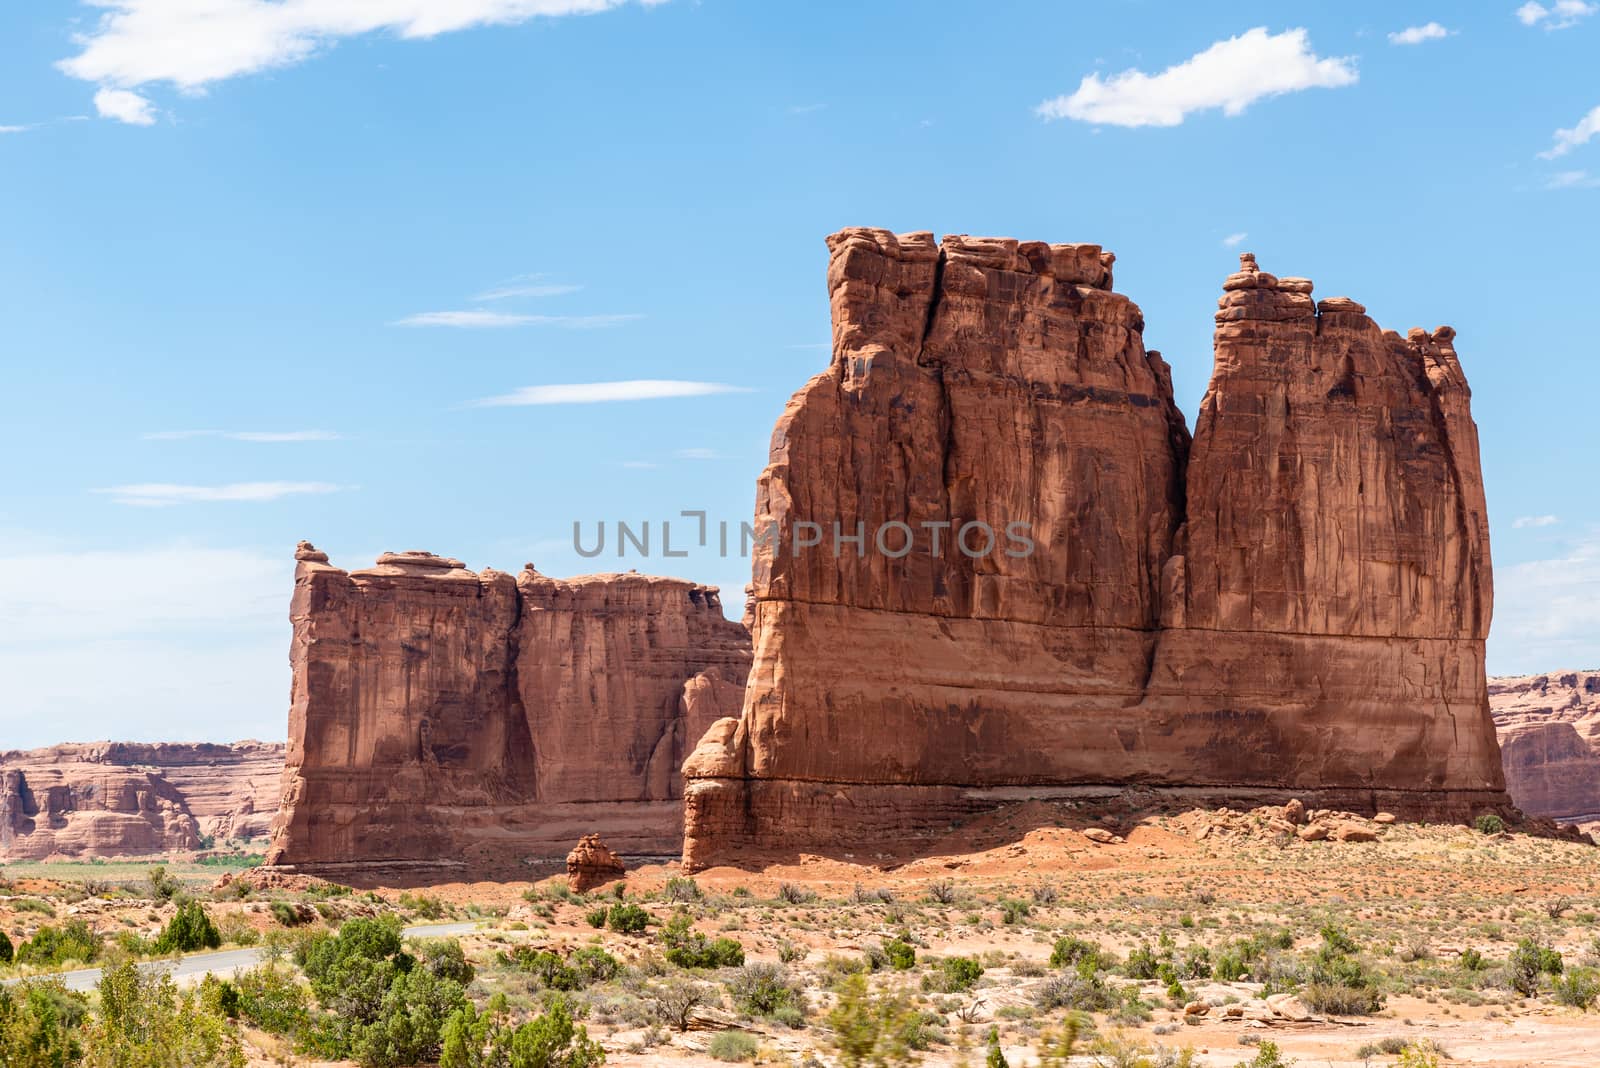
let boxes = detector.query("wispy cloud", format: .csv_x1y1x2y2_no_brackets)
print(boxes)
1222,231,1249,248
1492,530,1600,673
1,124,33,134
92,481,343,506
1539,104,1600,160
472,276,584,302
142,430,342,442
787,103,826,115
1517,0,1597,29
1036,27,1356,128
1388,22,1454,45
674,447,722,460
1514,514,1562,528
93,87,155,126
394,310,640,329
59,0,668,123
1546,169,1600,189
474,380,752,407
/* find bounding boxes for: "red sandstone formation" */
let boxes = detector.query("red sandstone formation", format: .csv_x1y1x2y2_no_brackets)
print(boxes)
566,833,626,892
681,233,1506,869
0,741,284,860
1491,672,1600,830
267,545,750,877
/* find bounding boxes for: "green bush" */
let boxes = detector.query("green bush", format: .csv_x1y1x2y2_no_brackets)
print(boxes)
0,979,86,1067
235,964,313,1036
1554,967,1599,1009
146,866,181,902
1049,936,1106,971
924,955,983,993
0,931,12,965
1475,813,1506,835
825,974,924,1068
882,938,916,971
661,912,744,969
1509,938,1564,996
1033,967,1119,1013
83,961,242,1067
270,901,307,927
349,964,467,1068
604,904,649,935
1215,951,1247,981
411,939,476,985
708,1030,759,1062
1234,1039,1293,1068
17,921,101,967
441,996,604,1068
727,962,799,1017
1459,947,1487,972
155,901,222,954
584,908,608,929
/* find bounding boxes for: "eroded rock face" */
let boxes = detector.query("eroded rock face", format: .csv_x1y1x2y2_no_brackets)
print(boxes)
682,234,1506,868
0,741,283,859
566,833,626,892
268,546,750,877
1491,672,1600,827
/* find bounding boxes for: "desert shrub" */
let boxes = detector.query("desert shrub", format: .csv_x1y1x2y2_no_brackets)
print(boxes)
155,900,222,954
1033,967,1119,1013
661,912,743,969
664,877,701,903
83,961,242,1067
727,962,800,1017
605,904,649,935
1234,1039,1292,1068
271,901,308,927
411,939,475,985
645,977,716,1032
1318,925,1360,956
1123,942,1163,980
1554,967,1600,1008
235,964,314,1036
708,1030,760,1062
584,908,608,929
1508,938,1564,996
0,979,86,1067
1459,947,1487,972
1032,884,1058,905
882,938,917,971
1179,945,1212,979
441,994,603,1068
348,963,468,1068
0,931,12,965
777,884,817,905
11,899,53,917
198,975,241,1020
18,921,101,967
925,880,957,905
1396,1040,1445,1068
1474,813,1506,835
1214,952,1247,982
923,955,983,993
1050,936,1106,971
146,866,181,902
999,898,1031,925
1297,926,1383,1015
825,974,925,1068
397,893,446,920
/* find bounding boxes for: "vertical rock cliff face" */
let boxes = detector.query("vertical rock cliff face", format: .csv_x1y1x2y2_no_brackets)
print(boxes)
681,233,1506,868
1491,672,1600,828
0,742,283,859
268,546,750,876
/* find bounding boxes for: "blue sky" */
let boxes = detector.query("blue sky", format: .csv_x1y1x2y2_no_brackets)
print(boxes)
2,1,1597,747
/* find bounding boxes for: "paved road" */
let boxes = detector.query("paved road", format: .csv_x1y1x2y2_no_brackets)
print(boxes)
4,921,479,993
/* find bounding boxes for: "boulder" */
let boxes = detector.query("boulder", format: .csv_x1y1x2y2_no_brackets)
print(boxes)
566,834,626,892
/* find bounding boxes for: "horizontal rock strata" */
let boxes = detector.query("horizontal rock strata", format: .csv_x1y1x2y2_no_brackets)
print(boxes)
267,545,750,877
682,234,1506,868
1491,671,1600,828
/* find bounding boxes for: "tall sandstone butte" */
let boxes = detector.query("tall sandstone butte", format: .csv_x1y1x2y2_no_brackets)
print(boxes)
268,545,750,877
681,231,1506,868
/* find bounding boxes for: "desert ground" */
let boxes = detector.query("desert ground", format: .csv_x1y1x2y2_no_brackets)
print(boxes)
5,802,1600,1067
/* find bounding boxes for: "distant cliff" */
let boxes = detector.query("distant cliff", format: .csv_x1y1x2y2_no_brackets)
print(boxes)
1491,672,1600,829
266,546,751,878
0,740,284,859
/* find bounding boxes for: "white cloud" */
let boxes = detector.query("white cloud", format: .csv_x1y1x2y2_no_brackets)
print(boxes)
1388,22,1453,45
0,543,291,746
1491,531,1600,674
674,448,721,460
92,481,343,506
1546,169,1600,189
1035,27,1357,128
1,124,32,134
472,277,584,301
142,429,342,442
474,380,752,407
395,310,639,328
1514,514,1562,528
93,87,156,125
787,103,826,115
1539,105,1600,159
59,1,667,96
1222,232,1249,248
1517,0,1597,28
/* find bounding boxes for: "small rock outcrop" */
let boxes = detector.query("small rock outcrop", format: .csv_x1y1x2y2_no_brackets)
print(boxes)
566,834,626,892
1491,672,1600,830
267,546,751,877
0,741,284,859
681,233,1507,869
